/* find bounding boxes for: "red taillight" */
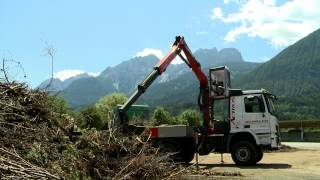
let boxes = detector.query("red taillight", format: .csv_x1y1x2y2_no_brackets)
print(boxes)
150,128,158,138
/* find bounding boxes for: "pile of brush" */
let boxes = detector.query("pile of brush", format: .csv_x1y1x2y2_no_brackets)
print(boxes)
0,82,180,179
0,82,49,123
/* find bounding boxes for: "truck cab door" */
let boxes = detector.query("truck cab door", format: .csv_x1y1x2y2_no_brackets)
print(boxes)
242,95,271,144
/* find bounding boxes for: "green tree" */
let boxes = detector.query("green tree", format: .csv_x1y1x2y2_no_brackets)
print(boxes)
178,109,201,127
79,106,104,129
95,92,127,125
152,107,178,125
48,96,70,115
47,96,74,127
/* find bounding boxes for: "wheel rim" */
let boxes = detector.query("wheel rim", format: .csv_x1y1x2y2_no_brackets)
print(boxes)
236,147,250,162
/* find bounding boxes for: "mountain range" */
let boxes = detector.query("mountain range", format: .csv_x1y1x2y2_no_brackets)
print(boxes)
39,28,320,119
38,73,93,92
234,28,320,119
40,47,260,109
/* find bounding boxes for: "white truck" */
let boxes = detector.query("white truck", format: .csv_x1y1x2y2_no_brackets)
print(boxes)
118,36,280,165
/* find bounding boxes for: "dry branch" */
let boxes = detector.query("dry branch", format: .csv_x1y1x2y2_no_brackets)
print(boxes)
0,147,60,179
0,82,182,179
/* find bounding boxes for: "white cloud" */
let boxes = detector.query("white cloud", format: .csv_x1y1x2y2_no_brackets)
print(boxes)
262,57,270,61
136,48,164,59
172,57,184,65
171,51,187,65
224,0,230,4
54,69,99,81
136,48,183,64
211,7,223,19
211,0,320,47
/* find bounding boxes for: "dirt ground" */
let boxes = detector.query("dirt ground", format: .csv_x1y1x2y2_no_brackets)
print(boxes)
185,142,320,180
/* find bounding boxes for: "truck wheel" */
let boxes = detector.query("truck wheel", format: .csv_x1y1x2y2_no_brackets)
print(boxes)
159,140,194,163
181,147,195,163
255,147,263,163
159,140,184,162
231,141,257,166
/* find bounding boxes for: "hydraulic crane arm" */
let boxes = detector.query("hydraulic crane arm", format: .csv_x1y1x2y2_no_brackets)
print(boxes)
118,36,211,132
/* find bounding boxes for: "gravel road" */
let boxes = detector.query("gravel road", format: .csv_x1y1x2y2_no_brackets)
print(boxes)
186,142,320,179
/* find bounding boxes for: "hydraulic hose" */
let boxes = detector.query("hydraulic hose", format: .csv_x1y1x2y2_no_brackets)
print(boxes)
198,87,204,110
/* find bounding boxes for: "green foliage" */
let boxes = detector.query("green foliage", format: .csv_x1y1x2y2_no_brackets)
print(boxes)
152,107,179,125
48,144,84,179
79,106,104,130
95,92,127,121
152,107,201,126
47,96,77,127
275,96,319,120
27,142,49,166
178,109,201,127
77,93,128,130
48,96,70,115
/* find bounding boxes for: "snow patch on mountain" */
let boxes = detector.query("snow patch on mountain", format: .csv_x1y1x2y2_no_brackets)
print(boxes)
54,69,100,81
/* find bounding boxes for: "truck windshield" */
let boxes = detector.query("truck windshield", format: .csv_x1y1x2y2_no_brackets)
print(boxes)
265,96,276,115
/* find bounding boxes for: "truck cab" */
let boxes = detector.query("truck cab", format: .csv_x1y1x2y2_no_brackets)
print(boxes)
229,89,280,150
213,89,280,165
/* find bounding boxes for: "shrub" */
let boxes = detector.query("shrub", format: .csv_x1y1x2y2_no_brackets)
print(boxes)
95,92,127,125
178,109,201,127
27,142,49,166
152,107,178,125
48,96,70,115
79,106,104,129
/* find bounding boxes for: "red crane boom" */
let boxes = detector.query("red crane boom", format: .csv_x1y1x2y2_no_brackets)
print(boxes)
118,36,211,133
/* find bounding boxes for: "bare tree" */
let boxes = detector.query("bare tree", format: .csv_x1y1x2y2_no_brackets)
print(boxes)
1,58,10,83
0,58,26,83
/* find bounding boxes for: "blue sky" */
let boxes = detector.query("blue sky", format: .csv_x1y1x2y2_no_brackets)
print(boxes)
1,0,320,87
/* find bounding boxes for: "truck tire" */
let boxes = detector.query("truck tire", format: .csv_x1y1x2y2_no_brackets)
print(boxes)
181,147,195,163
158,140,194,163
231,141,258,166
255,147,263,163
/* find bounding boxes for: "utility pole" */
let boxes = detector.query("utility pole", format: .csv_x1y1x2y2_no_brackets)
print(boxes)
42,42,56,90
